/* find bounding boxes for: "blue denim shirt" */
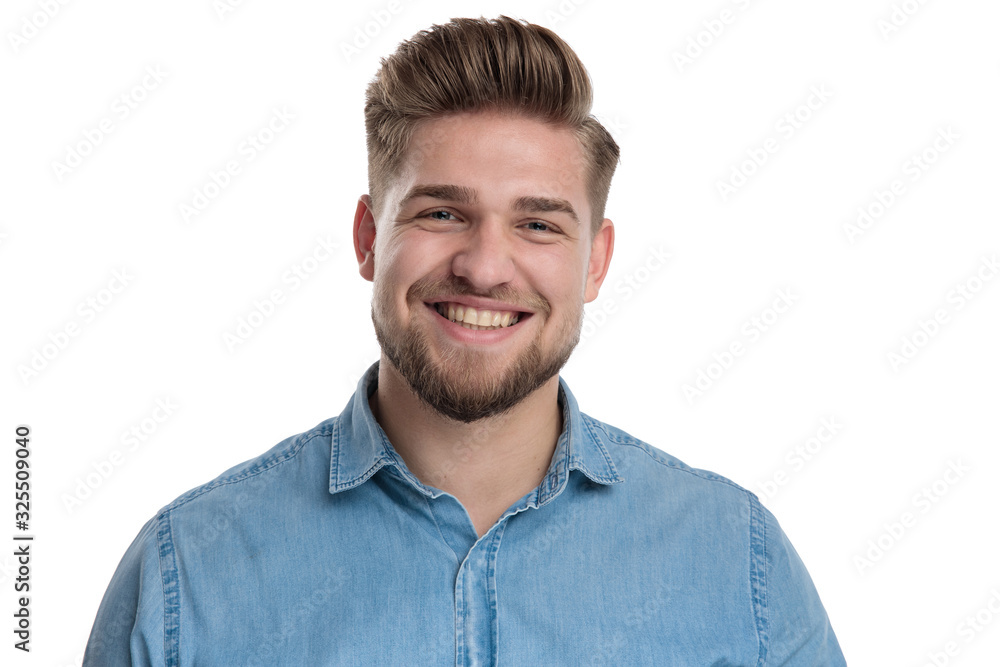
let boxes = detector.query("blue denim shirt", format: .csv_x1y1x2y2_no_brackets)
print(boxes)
85,362,845,666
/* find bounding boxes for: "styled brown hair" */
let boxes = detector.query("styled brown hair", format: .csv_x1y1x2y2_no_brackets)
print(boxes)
364,15,620,235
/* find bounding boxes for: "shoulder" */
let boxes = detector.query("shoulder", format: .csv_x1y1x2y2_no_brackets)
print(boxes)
116,415,342,587
578,412,774,557
154,416,338,525
84,418,341,664
580,413,845,661
581,411,754,502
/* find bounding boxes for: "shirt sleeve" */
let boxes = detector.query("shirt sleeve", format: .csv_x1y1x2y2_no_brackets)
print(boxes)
757,499,847,666
83,516,167,667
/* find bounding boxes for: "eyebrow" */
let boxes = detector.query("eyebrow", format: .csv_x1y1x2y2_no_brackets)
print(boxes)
512,195,580,225
399,184,580,225
399,184,479,208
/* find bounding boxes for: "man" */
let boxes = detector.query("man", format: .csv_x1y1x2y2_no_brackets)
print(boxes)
85,16,846,665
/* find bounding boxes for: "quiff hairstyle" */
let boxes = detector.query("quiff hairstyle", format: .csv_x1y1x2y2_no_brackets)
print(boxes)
364,15,620,236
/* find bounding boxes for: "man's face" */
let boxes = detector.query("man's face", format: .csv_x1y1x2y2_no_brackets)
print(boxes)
354,111,613,422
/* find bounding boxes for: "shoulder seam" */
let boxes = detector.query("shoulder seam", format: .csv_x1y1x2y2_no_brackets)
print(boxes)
749,492,769,666
584,415,750,492
156,511,180,666
155,422,334,518
150,420,335,665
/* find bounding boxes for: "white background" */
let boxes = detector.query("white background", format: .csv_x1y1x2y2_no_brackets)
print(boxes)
3,0,999,664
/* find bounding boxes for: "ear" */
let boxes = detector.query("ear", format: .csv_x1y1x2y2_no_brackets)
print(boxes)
584,218,614,303
353,195,377,282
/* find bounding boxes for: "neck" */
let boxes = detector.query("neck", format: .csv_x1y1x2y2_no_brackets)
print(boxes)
370,357,562,531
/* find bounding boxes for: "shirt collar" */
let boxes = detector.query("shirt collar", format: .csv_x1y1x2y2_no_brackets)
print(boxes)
329,361,623,500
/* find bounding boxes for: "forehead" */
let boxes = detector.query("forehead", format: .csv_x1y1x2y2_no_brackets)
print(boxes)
391,111,590,212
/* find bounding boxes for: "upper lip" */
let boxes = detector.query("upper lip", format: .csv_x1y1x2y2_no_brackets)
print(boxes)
423,295,533,314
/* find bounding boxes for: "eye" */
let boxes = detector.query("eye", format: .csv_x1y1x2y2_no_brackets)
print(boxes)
425,209,458,221
524,220,555,233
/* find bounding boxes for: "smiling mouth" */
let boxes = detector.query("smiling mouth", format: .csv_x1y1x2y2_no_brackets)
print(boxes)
430,301,527,331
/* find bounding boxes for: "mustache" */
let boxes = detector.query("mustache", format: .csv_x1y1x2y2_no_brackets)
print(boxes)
407,275,550,315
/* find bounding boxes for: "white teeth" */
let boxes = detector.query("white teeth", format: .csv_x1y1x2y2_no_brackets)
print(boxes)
434,301,522,330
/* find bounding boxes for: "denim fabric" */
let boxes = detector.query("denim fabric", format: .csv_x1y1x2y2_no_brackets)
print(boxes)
85,362,846,666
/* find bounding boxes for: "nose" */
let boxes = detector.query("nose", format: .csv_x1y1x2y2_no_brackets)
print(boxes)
450,218,516,291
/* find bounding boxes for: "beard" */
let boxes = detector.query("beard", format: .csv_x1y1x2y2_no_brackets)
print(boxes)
371,275,581,423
